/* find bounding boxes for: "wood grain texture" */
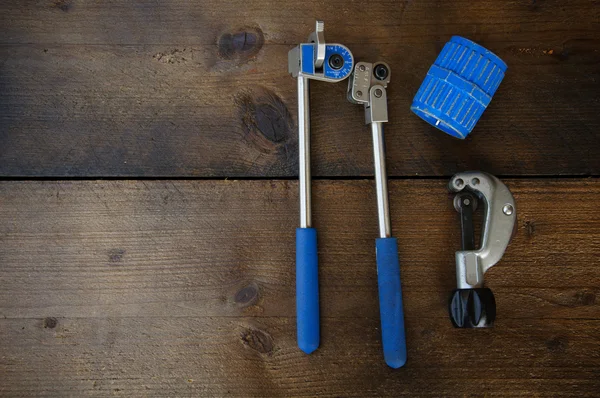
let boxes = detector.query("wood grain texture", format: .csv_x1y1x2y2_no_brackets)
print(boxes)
1,0,599,177
1,179,599,396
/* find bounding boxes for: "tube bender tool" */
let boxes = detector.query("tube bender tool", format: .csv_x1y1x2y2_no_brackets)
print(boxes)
289,21,406,368
288,21,354,355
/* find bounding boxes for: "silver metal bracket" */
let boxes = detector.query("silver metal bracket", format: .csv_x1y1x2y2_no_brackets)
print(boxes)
348,62,391,124
288,21,354,83
449,172,517,289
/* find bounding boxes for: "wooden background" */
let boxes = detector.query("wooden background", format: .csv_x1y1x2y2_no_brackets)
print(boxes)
1,0,599,396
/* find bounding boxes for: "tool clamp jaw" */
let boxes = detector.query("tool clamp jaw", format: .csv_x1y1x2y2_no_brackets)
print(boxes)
348,62,391,124
448,171,516,328
288,21,354,83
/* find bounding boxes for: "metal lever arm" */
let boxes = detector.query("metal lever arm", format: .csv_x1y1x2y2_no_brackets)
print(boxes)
296,76,318,353
349,62,407,368
298,77,311,229
372,122,391,238
370,87,406,369
289,21,354,355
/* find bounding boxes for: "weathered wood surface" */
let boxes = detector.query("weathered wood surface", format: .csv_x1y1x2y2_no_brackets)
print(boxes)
1,1,599,177
1,0,599,396
1,179,598,396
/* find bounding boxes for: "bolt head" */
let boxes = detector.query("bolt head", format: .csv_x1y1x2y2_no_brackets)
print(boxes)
328,54,344,70
374,88,383,98
503,204,514,216
374,64,389,81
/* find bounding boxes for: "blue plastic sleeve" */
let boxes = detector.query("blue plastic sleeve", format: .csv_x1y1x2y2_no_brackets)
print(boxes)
376,237,407,368
411,36,507,139
296,227,319,354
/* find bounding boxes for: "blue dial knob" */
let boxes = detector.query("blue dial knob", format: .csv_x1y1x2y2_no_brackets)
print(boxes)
411,36,507,139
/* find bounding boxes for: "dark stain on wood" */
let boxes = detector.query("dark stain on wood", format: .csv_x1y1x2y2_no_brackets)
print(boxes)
241,328,273,354
107,248,126,264
218,27,264,62
524,220,536,237
545,336,568,353
529,0,539,11
52,0,72,12
43,317,58,329
235,282,260,307
236,87,296,157
420,329,435,338
555,38,600,64
574,290,596,306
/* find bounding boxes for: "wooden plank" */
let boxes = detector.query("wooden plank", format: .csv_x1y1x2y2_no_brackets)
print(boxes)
1,1,599,177
0,179,599,396
1,0,598,46
1,317,599,396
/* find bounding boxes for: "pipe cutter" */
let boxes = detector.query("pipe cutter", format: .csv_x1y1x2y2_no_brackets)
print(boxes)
448,172,516,327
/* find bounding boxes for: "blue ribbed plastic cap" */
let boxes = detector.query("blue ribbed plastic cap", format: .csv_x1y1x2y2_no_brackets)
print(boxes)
411,36,507,139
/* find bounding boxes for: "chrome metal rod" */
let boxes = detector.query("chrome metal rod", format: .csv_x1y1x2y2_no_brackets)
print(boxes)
372,122,391,238
298,76,312,228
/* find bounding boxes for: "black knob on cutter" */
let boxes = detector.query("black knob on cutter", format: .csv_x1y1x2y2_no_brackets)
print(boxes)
449,288,496,328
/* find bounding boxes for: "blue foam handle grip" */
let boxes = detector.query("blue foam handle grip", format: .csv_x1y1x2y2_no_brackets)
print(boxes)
296,227,319,354
376,237,407,368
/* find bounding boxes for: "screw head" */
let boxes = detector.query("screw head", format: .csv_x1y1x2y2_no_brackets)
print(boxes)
374,88,383,98
455,178,464,188
374,64,389,81
328,54,344,70
502,204,514,216
356,90,363,97
359,65,366,72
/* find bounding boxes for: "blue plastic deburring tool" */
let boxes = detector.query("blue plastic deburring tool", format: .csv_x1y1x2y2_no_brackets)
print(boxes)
296,227,319,354
411,36,507,139
376,237,407,368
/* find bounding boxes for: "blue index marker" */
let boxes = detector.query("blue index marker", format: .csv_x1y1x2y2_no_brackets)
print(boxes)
301,44,315,75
